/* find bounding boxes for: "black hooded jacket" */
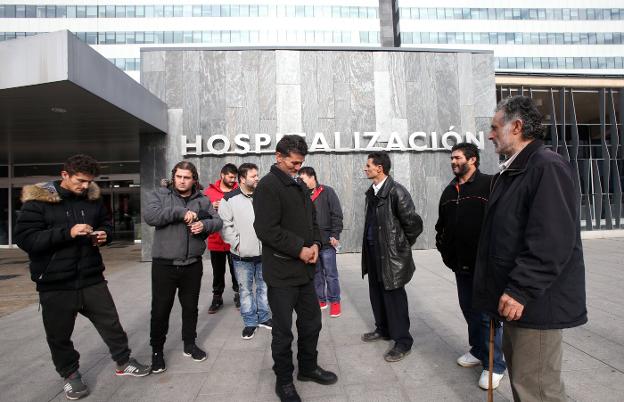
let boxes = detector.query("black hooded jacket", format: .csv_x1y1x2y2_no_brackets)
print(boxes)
473,140,588,329
14,181,112,292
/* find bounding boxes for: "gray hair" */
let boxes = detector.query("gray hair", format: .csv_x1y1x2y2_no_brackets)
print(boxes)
495,95,544,140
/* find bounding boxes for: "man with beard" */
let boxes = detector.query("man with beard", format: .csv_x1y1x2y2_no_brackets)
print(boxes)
434,143,506,390
361,151,423,362
474,96,587,401
144,161,222,373
204,163,240,313
219,163,272,340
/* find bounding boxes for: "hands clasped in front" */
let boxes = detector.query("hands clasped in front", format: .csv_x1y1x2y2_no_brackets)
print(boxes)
184,210,205,234
299,244,319,264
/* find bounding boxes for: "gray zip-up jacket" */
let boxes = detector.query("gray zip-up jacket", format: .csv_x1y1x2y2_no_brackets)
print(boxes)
219,188,262,258
144,183,222,265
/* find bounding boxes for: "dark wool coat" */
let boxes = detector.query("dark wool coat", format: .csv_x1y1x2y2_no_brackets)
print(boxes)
473,140,588,329
253,165,322,287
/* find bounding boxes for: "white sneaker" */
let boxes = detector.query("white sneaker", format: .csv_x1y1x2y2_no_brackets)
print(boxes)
457,352,481,367
478,370,504,390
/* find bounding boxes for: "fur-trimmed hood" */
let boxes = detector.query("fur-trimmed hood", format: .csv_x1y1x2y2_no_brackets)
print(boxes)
21,181,101,204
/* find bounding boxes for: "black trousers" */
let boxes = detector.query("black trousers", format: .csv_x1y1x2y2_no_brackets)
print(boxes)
268,281,321,385
39,281,131,379
366,241,413,350
150,260,203,350
210,250,239,295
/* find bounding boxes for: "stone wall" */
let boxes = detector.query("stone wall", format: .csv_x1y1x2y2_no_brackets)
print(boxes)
139,48,497,260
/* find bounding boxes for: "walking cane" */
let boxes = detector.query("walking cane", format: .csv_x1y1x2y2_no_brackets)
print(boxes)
488,318,495,402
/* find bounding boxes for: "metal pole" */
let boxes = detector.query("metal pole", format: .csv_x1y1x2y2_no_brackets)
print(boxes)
7,131,13,247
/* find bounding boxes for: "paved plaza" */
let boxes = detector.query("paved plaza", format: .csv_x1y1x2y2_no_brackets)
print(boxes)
0,237,623,402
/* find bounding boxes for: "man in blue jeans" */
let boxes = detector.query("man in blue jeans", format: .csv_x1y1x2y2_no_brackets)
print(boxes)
219,163,272,339
299,167,344,318
435,143,506,389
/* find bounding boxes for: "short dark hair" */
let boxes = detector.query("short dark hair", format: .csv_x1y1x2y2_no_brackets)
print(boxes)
276,135,308,156
238,162,258,181
221,163,238,176
171,160,199,183
495,95,544,140
451,142,480,168
63,154,100,177
367,151,391,175
298,166,317,181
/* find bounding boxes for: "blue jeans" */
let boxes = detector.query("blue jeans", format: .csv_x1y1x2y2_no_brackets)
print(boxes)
314,247,341,303
233,258,271,327
456,272,506,374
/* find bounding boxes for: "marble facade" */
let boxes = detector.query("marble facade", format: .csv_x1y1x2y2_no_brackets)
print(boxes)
140,48,497,259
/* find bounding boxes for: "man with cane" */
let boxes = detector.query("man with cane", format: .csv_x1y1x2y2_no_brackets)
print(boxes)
474,96,587,401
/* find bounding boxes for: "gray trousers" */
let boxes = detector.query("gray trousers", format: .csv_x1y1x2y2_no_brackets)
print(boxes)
503,325,566,402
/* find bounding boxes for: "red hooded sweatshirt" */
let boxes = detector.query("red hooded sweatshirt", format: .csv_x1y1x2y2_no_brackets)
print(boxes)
204,179,238,252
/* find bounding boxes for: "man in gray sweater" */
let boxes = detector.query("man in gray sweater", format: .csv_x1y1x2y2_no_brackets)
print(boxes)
219,163,272,340
143,161,222,374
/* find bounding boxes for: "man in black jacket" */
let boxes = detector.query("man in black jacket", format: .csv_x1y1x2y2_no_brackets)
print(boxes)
253,135,338,402
361,151,423,362
14,154,150,401
435,143,506,390
474,96,587,401
299,166,344,318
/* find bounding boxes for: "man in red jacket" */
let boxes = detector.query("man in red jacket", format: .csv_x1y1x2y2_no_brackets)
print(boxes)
204,163,240,313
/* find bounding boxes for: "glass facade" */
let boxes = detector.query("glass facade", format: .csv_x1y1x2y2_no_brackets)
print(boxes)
497,86,624,230
0,4,378,19
402,32,624,46
400,7,624,21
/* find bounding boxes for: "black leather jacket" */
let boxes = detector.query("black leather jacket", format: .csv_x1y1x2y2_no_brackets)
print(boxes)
361,176,423,290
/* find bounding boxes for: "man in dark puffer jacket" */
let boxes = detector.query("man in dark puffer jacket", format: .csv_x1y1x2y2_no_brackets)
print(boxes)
14,154,150,401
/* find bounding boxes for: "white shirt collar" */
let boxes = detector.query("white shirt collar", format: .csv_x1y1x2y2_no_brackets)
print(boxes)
373,176,388,195
499,150,521,172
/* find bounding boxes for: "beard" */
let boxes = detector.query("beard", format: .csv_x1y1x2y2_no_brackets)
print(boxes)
452,163,469,178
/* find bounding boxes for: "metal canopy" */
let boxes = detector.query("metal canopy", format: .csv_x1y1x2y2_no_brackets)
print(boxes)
0,30,168,165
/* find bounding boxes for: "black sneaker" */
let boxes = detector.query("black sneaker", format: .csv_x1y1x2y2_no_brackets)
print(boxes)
275,382,301,402
242,326,257,339
151,351,166,374
234,292,241,309
259,319,273,330
208,296,223,314
63,371,89,400
183,343,207,362
115,357,151,377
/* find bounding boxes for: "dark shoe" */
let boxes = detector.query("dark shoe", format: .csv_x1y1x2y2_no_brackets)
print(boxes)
63,371,89,400
151,351,166,374
297,366,338,385
208,296,223,314
234,292,241,309
242,326,257,340
384,344,411,362
275,382,302,402
361,331,391,342
183,343,207,362
259,319,273,330
115,357,151,377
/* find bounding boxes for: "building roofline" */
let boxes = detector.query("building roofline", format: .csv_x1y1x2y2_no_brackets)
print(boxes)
140,45,493,55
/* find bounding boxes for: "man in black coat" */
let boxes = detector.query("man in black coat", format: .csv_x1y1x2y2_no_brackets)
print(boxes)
435,143,506,390
361,151,423,362
14,154,150,401
474,96,587,401
253,135,338,402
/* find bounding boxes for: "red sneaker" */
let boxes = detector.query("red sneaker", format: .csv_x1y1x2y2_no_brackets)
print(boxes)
319,301,328,310
329,302,341,317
